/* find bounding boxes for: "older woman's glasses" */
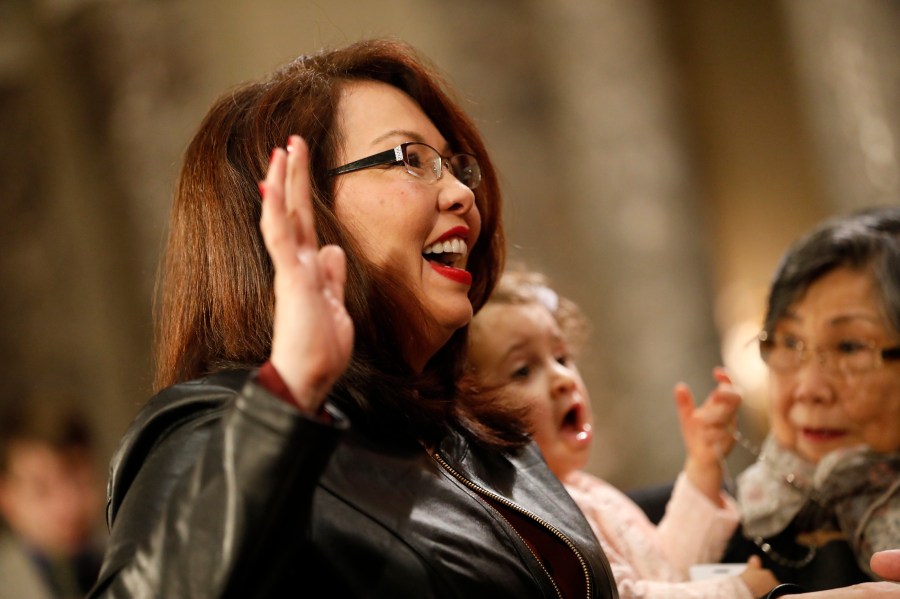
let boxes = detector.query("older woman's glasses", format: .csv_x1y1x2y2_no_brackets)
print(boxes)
328,142,482,190
758,330,900,375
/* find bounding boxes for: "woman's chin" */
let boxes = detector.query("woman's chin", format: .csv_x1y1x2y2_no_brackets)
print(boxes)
433,310,475,343
796,440,847,464
407,332,464,371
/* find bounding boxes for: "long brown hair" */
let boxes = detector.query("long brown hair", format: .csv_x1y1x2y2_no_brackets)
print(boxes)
155,39,526,448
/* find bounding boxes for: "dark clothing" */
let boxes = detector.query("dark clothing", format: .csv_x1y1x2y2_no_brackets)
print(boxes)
721,522,870,592
0,532,102,599
88,370,617,598
627,481,870,592
33,547,103,598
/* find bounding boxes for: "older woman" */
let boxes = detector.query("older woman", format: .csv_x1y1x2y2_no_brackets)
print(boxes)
728,206,900,592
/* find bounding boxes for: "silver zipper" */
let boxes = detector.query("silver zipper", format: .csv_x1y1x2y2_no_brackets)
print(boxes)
431,450,591,599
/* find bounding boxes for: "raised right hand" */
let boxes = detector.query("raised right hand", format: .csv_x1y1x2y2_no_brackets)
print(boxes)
259,135,354,412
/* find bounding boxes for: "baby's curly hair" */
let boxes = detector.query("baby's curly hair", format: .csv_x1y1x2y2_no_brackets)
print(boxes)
487,265,590,356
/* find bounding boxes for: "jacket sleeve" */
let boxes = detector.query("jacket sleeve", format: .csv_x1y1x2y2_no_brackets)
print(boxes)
564,472,752,599
656,472,740,575
612,564,753,599
88,373,347,598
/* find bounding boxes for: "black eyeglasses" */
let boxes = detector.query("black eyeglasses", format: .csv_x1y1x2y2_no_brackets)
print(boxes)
327,142,482,190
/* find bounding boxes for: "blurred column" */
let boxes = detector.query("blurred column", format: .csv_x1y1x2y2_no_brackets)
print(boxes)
782,0,900,210
661,0,829,454
528,0,721,487
0,0,200,463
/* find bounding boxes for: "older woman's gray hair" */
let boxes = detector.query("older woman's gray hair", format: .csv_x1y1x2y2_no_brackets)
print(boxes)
763,205,900,336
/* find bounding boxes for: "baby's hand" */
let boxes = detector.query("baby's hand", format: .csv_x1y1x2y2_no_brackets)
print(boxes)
674,367,741,504
738,555,779,597
676,367,741,467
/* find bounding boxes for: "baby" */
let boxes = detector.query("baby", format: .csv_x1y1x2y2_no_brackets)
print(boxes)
466,267,778,598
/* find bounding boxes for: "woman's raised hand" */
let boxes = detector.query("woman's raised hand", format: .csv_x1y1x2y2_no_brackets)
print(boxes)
260,136,354,412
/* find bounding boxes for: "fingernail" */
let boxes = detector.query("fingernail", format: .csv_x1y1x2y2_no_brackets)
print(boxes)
269,148,277,164
287,136,296,153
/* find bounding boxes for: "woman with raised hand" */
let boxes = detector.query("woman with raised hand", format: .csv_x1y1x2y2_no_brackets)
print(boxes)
87,39,618,598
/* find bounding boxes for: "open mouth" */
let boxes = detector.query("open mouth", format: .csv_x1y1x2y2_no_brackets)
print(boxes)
423,238,468,269
423,236,472,286
562,405,580,430
560,403,592,443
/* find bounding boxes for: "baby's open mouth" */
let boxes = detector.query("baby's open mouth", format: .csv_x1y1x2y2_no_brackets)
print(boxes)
560,403,592,443
562,405,581,431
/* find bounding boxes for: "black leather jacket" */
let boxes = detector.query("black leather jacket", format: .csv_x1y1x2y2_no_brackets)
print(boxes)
88,370,618,598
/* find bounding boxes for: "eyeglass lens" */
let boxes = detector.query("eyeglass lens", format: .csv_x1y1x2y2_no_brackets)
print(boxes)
760,333,882,374
403,143,480,189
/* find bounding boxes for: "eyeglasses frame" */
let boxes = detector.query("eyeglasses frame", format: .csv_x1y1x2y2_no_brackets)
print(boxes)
757,329,900,375
327,142,480,189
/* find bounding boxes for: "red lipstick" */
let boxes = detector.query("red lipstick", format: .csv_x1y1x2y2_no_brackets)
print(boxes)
429,262,473,285
433,226,471,245
426,226,473,285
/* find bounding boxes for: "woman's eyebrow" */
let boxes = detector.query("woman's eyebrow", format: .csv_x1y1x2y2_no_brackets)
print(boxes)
370,130,452,154
371,129,426,146
779,311,801,323
827,313,881,327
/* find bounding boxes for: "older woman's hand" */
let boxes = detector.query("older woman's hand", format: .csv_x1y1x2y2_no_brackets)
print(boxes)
761,551,900,597
260,135,354,412
798,582,900,597
873,550,900,582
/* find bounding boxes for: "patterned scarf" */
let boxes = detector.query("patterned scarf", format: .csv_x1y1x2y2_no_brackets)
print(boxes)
737,435,900,576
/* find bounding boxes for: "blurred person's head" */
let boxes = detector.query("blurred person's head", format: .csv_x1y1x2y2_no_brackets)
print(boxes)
759,206,900,463
0,399,102,556
467,267,594,478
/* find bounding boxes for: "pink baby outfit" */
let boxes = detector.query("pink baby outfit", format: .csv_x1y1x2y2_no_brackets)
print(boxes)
563,470,752,598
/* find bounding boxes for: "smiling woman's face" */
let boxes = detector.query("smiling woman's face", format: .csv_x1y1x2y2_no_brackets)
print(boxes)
332,80,482,370
768,267,900,463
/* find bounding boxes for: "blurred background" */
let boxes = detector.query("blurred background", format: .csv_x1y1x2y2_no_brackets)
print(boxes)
1,0,898,491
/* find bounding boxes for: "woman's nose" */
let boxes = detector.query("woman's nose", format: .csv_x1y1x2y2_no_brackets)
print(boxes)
791,359,837,405
437,173,476,214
